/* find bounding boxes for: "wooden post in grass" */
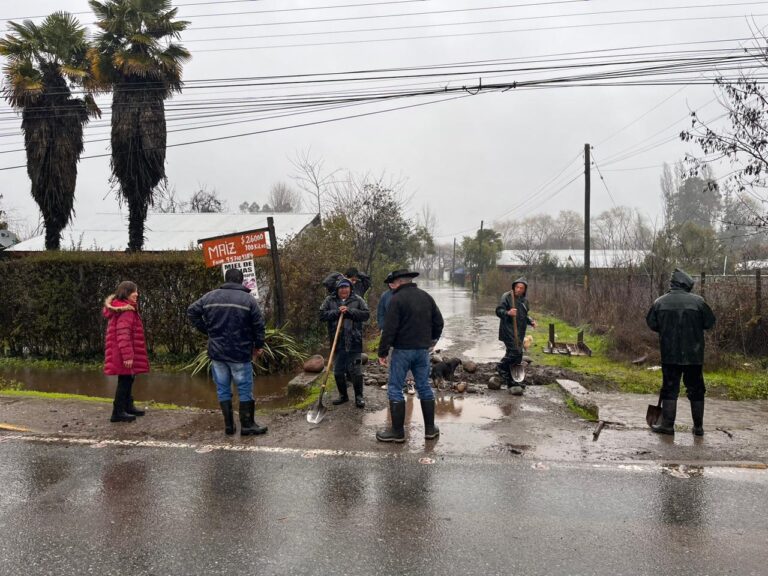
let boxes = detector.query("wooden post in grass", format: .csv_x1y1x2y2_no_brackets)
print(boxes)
757,269,762,317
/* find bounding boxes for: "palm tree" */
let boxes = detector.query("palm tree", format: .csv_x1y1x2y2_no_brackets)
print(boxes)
89,0,189,251
0,13,99,250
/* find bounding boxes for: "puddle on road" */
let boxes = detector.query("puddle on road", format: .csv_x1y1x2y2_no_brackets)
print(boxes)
363,394,505,427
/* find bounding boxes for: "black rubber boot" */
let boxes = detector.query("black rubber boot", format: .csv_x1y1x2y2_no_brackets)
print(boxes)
220,400,236,435
421,399,440,439
110,377,136,423
496,363,512,387
240,400,267,436
376,401,406,443
352,375,365,408
332,374,349,405
125,378,145,416
690,400,705,436
126,397,146,417
651,399,677,435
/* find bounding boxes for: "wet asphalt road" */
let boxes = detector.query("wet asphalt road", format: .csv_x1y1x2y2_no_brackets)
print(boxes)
1,438,766,576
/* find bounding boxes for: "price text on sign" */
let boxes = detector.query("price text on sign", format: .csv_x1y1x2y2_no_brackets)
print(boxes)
200,230,269,267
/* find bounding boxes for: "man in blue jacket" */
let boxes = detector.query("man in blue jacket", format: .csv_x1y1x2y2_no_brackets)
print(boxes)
188,268,267,436
646,268,716,436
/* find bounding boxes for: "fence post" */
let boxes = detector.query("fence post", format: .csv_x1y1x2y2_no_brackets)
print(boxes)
700,271,706,299
757,269,762,317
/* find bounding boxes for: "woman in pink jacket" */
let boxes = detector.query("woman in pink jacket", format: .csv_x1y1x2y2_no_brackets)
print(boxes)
103,281,150,422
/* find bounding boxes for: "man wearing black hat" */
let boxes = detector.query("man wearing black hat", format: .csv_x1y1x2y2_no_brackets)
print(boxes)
496,277,537,395
319,277,370,408
376,269,444,442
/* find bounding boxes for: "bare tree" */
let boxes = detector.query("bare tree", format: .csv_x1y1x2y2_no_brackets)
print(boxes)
327,171,413,273
152,178,185,213
290,148,340,219
188,185,226,213
267,182,302,213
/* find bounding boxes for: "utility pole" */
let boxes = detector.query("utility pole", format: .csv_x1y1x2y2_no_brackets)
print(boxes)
475,220,484,294
452,238,456,286
584,143,591,302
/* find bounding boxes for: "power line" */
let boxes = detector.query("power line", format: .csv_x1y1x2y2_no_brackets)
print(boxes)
0,91,484,171
0,0,432,22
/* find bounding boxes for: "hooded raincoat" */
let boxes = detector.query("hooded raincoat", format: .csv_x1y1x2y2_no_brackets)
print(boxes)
646,269,716,365
496,277,534,349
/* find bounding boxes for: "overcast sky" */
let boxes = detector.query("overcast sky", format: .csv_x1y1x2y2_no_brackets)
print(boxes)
1,0,765,241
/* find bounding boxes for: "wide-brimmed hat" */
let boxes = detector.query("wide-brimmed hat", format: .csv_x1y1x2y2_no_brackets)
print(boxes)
384,269,419,284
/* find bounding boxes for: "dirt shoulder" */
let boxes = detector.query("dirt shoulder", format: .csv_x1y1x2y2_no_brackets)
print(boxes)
2,361,767,465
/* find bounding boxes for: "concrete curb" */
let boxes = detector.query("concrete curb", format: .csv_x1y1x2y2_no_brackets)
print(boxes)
286,372,320,395
556,378,599,419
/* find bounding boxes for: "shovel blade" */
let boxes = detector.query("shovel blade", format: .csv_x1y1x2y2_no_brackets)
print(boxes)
307,402,327,424
646,404,662,428
306,388,328,424
511,364,526,383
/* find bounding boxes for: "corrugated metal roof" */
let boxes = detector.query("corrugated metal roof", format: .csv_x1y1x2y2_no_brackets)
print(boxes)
8,212,320,251
497,249,648,268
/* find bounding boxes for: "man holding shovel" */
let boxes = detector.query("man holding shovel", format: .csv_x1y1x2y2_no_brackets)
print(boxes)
646,268,716,436
319,278,370,408
496,277,537,395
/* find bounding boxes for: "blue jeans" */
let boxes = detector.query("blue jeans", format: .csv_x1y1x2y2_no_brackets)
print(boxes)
388,349,433,402
211,360,253,402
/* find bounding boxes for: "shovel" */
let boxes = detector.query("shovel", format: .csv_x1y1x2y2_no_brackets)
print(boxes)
646,392,662,428
307,313,344,424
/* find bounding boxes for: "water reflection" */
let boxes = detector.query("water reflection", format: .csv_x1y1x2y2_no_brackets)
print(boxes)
1,366,297,410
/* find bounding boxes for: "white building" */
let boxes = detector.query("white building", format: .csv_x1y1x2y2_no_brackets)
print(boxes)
7,212,320,252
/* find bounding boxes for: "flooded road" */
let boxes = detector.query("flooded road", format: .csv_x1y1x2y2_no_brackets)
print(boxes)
420,280,505,361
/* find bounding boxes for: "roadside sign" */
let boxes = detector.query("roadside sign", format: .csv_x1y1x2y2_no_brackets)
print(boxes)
222,259,259,299
199,228,269,267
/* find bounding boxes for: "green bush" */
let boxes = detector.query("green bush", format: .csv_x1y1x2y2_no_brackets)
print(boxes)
0,251,270,360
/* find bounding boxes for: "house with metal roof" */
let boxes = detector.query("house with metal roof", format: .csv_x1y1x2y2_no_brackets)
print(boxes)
7,212,320,252
497,249,648,270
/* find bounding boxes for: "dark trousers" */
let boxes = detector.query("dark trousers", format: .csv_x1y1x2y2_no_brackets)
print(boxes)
498,342,523,373
334,349,362,385
660,364,706,401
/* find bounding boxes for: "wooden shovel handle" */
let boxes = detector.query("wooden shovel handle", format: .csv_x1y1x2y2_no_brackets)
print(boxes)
321,313,345,389
511,292,520,350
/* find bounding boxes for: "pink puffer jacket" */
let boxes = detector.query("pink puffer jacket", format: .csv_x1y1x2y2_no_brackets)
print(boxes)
103,296,150,376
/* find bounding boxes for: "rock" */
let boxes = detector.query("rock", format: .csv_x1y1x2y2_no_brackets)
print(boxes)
462,360,478,373
360,354,369,365
303,355,325,373
487,376,502,390
454,381,467,393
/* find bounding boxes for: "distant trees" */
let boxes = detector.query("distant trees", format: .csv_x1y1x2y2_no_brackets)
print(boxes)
267,182,302,213
462,227,503,291
0,12,100,249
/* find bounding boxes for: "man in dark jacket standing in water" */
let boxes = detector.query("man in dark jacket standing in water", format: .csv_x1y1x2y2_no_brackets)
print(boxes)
319,277,370,408
496,277,537,395
376,269,444,443
188,268,267,437
646,268,716,436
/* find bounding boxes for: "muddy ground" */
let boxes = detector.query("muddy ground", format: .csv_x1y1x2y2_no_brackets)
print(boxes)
3,360,767,464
